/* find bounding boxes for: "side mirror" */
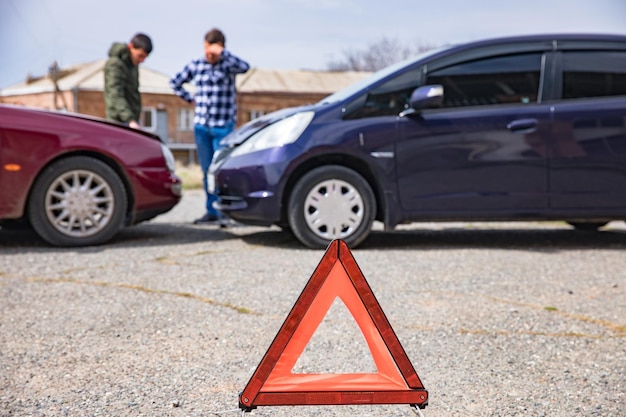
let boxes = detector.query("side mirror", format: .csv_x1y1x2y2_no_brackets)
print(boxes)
409,85,444,110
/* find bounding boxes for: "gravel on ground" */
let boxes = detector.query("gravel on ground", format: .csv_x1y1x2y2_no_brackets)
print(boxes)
1,190,624,416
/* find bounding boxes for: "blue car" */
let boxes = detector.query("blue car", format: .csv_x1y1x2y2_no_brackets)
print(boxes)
210,34,626,248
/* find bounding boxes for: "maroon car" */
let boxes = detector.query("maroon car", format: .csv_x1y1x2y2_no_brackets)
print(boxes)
0,104,182,246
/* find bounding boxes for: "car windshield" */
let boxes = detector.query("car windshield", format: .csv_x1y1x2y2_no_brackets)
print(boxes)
317,46,449,105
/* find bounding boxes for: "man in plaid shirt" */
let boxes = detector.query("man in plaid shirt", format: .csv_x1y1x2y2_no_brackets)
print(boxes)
170,28,250,224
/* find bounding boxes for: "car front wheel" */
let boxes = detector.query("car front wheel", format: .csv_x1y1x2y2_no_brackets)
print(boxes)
28,156,128,246
288,165,375,249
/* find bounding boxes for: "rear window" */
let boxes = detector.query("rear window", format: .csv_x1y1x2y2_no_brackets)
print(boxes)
562,51,626,99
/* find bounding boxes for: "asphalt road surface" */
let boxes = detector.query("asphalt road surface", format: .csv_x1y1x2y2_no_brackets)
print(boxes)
1,190,624,416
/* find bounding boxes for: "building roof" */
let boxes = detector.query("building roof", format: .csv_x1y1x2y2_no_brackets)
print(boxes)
0,60,177,96
236,68,371,94
0,61,371,97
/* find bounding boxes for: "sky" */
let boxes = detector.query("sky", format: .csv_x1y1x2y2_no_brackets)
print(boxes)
1,0,625,89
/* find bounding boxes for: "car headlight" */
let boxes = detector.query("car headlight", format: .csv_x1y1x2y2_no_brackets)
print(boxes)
160,143,176,173
229,111,314,157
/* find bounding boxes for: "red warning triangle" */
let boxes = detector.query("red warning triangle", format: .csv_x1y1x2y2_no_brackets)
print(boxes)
239,239,428,411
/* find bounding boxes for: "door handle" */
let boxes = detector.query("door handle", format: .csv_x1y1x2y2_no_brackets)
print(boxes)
507,118,538,134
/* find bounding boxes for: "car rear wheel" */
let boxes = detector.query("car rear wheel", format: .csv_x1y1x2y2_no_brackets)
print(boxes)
567,221,608,231
28,156,128,246
288,165,375,249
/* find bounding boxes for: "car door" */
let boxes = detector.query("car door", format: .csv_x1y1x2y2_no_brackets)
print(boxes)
548,50,626,209
396,52,552,214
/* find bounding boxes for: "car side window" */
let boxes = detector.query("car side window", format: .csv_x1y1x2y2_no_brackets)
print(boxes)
343,67,422,119
562,51,626,99
425,53,542,108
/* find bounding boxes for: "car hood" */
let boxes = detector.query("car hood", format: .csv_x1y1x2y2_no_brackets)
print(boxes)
221,105,316,147
0,104,163,144
58,110,164,143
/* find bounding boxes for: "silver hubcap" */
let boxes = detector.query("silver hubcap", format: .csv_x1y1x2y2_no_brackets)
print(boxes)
44,170,114,237
303,179,364,240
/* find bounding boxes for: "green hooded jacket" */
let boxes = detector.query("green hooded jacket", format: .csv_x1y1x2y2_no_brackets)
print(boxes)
104,42,141,123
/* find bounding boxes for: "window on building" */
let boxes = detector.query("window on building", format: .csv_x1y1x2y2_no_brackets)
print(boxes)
141,107,156,131
177,108,194,131
249,110,266,121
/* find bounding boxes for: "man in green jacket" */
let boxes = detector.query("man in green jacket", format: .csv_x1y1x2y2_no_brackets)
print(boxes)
104,33,153,129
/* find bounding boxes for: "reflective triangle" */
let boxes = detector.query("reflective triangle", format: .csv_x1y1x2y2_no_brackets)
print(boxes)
239,239,428,410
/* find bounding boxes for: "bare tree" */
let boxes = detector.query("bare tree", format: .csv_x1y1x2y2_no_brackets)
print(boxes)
326,37,437,72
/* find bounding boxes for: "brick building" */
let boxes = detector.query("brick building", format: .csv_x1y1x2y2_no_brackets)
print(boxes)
0,61,370,162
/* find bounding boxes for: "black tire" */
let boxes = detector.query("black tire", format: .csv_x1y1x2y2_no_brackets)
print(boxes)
28,156,128,246
287,165,375,249
567,221,608,231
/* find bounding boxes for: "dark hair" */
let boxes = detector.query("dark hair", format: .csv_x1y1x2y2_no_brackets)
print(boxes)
205,28,225,46
130,33,153,54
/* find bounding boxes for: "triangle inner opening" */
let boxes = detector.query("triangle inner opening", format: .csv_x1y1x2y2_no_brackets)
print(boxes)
292,297,377,374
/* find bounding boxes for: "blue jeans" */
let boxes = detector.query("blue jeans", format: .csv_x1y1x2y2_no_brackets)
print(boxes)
194,123,234,216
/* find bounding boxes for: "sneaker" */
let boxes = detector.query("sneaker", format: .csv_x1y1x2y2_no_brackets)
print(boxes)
218,216,235,228
193,213,220,224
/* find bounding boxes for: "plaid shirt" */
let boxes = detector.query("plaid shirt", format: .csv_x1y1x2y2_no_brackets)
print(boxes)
170,50,249,127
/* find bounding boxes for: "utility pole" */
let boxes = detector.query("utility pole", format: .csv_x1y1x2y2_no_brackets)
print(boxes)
48,61,68,111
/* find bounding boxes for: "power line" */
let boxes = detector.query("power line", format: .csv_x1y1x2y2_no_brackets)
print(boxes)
6,0,52,62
